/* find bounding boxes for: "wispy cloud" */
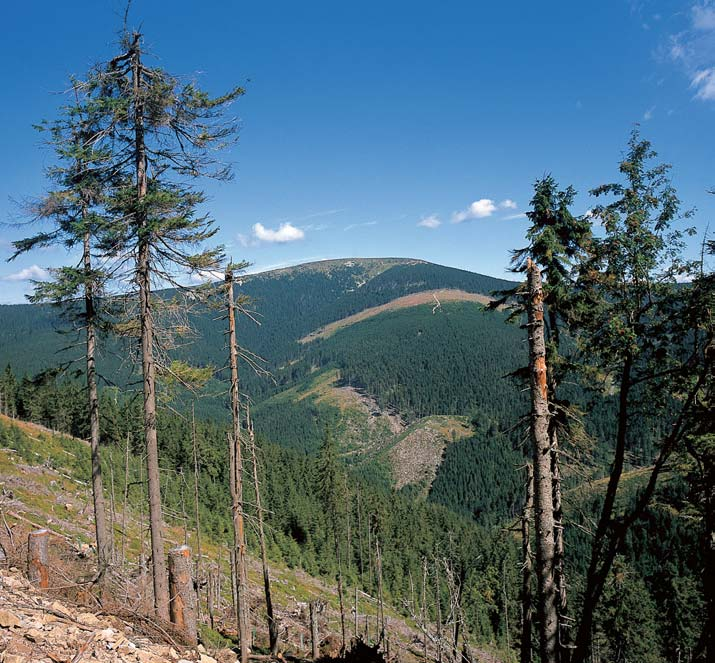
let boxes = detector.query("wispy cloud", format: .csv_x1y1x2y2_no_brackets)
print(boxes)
643,105,656,120
417,214,441,229
452,199,498,223
499,199,517,210
1,265,49,282
502,212,527,221
666,2,715,101
693,3,715,31
344,221,377,231
692,67,715,99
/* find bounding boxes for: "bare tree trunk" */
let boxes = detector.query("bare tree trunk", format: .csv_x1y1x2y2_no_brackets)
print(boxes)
434,557,442,663
357,488,365,588
376,538,385,646
526,259,557,663
191,404,202,623
27,529,49,588
130,33,169,621
226,269,250,663
310,601,320,660
247,408,278,654
169,545,198,645
421,558,428,662
121,433,130,575
520,464,534,663
83,229,110,584
335,529,348,653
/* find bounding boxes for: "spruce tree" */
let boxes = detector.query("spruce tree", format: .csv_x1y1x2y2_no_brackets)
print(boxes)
569,130,711,662
9,80,115,584
90,30,243,619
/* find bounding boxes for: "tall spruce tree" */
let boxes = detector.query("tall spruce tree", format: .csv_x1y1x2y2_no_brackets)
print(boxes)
569,130,711,662
9,81,115,583
90,31,243,619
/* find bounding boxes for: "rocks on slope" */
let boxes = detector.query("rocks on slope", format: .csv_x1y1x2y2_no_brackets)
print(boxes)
0,567,234,663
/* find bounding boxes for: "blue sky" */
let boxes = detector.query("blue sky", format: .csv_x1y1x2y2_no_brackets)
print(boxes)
1,1,713,303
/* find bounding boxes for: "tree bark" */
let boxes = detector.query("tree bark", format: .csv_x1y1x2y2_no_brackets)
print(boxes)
27,529,49,588
83,227,110,584
247,409,278,654
227,269,250,663
168,545,198,645
526,259,557,663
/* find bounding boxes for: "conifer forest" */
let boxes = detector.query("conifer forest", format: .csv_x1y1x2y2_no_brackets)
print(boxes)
0,4,712,663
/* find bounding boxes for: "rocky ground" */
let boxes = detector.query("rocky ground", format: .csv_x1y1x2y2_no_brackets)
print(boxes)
0,567,237,663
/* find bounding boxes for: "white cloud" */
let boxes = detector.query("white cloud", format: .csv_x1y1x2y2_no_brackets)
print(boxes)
692,3,715,31
2,265,49,282
499,199,517,209
189,269,224,284
452,199,498,223
692,67,715,99
665,4,715,101
417,214,441,229
252,222,305,243
643,105,655,120
502,212,527,221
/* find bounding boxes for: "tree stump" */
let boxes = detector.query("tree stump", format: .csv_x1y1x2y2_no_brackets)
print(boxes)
27,529,49,588
168,545,197,645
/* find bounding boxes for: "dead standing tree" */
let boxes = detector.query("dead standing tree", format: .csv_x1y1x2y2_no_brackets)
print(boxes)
520,463,534,663
246,403,279,654
525,259,557,663
226,266,250,663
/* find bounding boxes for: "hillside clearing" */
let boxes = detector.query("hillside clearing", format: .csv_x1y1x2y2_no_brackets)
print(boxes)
298,289,493,343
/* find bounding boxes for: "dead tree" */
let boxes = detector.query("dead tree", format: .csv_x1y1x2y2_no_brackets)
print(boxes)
310,600,325,660
247,405,278,654
168,545,197,645
376,537,386,646
520,464,534,663
27,529,49,588
191,404,202,621
227,267,250,663
434,557,443,663
526,259,557,663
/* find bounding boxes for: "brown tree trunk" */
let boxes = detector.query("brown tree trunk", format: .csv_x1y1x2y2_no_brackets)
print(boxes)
526,259,557,663
247,408,278,654
226,269,250,663
169,545,198,645
27,529,49,588
520,464,534,663
131,33,170,622
83,228,110,584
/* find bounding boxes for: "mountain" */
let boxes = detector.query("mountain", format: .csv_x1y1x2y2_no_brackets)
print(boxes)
0,258,524,513
0,258,704,662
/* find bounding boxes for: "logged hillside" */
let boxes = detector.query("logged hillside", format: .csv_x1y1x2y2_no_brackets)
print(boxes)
0,413,512,662
0,258,515,385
